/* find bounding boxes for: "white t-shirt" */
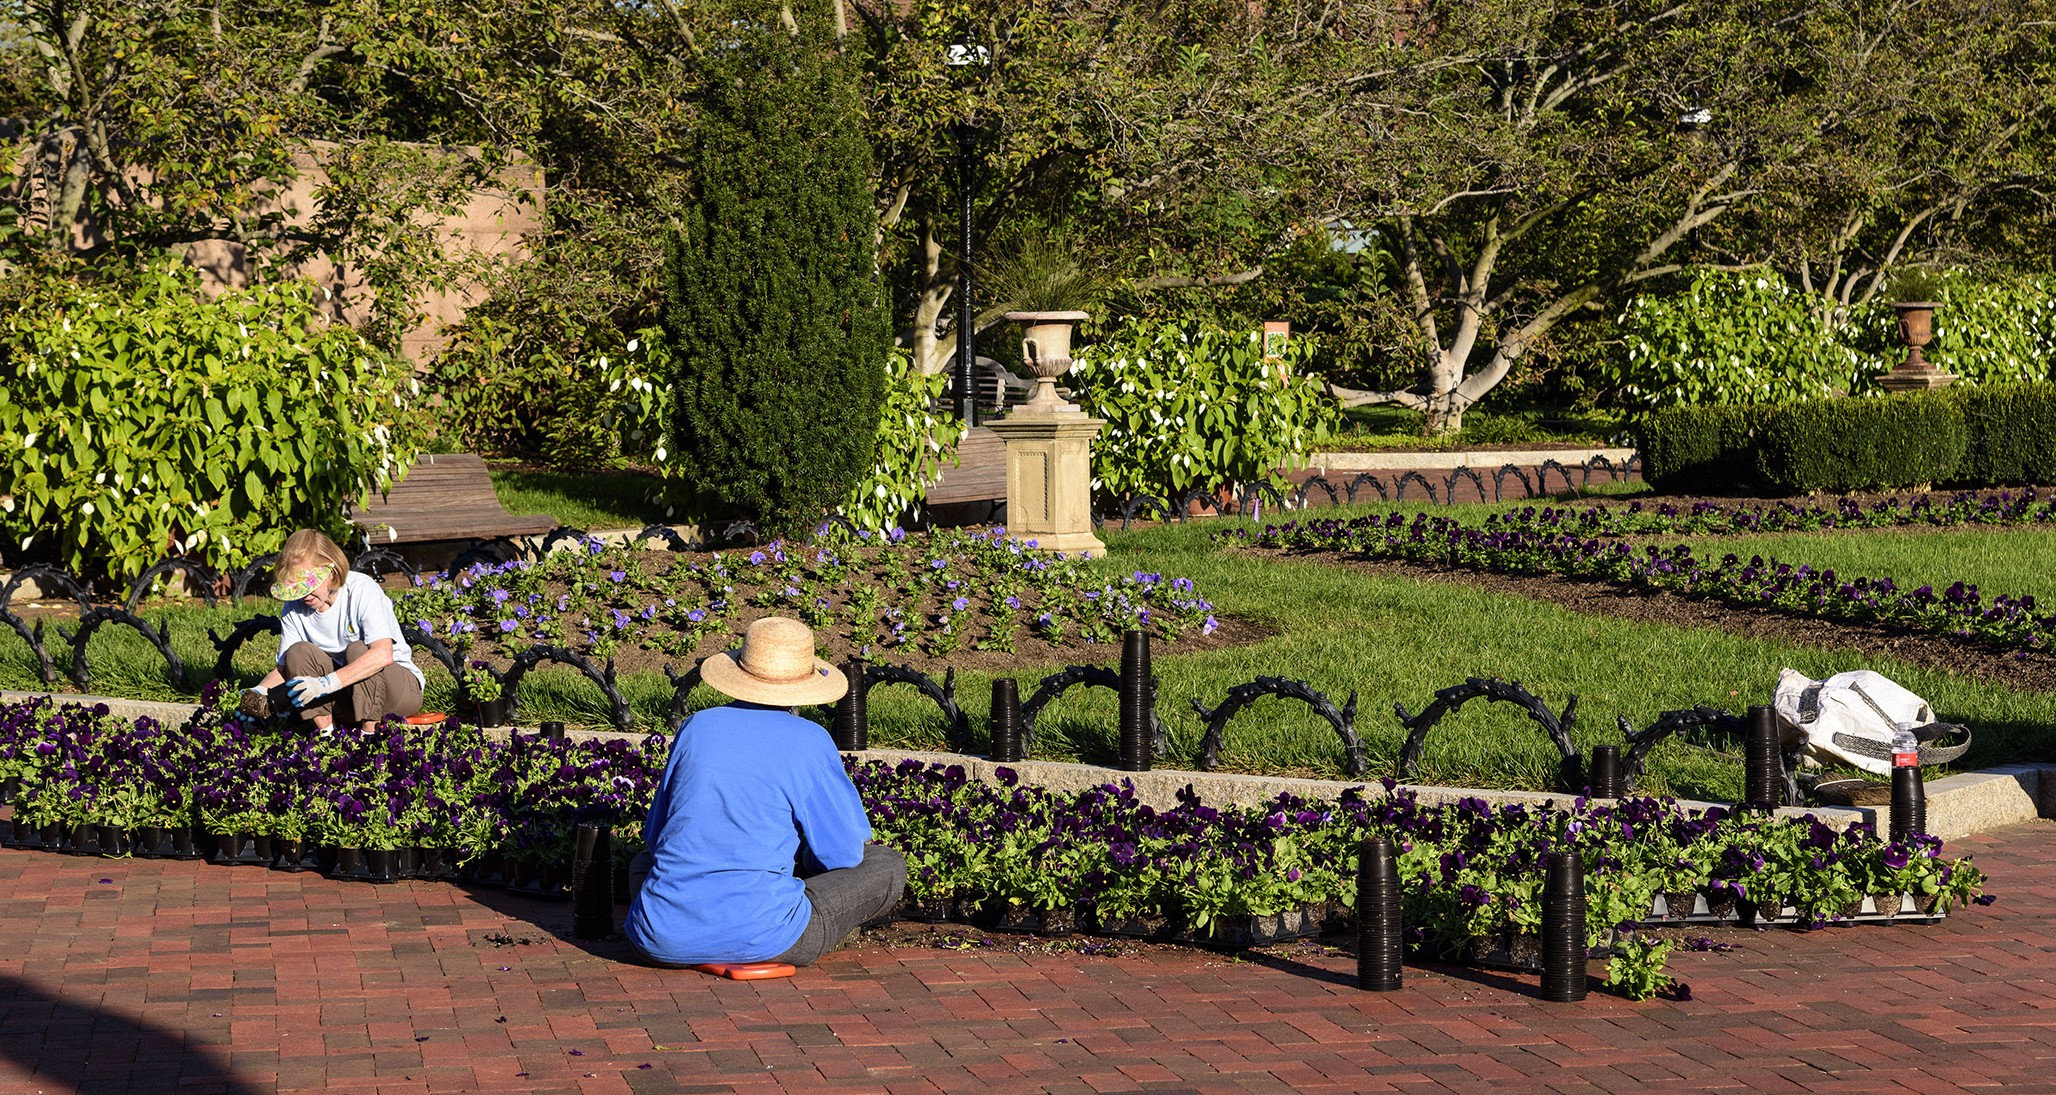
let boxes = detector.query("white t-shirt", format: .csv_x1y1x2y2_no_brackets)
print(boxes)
277,570,425,687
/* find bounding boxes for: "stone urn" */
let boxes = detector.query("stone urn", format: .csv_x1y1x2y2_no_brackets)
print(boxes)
1880,301,1955,392
1005,310,1091,413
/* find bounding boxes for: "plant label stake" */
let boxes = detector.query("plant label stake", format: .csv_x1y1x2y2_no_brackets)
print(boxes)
1119,629,1153,772
1357,836,1403,991
1743,705,1782,812
1541,851,1588,1002
990,678,1024,763
832,660,869,752
1589,744,1623,798
572,822,615,940
1889,730,1926,841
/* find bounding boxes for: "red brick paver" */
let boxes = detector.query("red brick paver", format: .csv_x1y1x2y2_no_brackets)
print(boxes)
1,821,2052,1095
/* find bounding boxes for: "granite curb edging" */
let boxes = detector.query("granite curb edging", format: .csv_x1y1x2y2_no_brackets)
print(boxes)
7,689,2047,843
1297,446,1638,473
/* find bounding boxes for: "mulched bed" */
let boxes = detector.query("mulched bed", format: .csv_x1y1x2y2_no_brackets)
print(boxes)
1262,549,2056,694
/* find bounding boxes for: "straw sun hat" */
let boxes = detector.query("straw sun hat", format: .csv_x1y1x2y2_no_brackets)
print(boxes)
700,617,848,706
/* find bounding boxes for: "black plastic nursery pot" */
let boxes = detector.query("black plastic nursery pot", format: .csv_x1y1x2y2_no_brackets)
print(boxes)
503,858,571,900
133,826,203,859
968,900,1077,936
413,846,462,882
269,838,331,873
210,832,273,866
328,847,402,883
465,697,512,728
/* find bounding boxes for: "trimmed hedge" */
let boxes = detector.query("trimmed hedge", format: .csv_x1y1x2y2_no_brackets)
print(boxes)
1635,382,2056,495
1636,403,1767,493
1952,383,2056,488
1755,394,1966,494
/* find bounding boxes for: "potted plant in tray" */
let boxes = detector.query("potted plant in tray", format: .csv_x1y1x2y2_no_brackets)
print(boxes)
461,661,511,727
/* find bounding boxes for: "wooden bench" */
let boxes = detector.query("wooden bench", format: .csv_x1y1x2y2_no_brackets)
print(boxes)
349,453,558,544
925,427,1006,509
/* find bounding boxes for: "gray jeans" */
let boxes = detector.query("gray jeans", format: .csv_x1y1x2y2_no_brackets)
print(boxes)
629,843,906,967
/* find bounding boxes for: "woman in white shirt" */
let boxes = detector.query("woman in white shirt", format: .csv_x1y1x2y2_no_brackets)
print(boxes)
247,529,425,733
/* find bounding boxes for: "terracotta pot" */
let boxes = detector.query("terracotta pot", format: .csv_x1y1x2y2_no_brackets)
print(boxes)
1893,301,1938,370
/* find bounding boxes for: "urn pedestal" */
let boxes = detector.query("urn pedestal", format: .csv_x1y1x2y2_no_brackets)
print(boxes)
984,409,1107,558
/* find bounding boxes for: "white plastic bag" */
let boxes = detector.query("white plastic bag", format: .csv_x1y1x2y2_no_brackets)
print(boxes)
1772,668,1971,776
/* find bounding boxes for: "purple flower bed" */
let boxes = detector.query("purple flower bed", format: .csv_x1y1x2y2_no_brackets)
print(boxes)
1488,490,2056,538
0,693,1990,998
393,526,1219,667
1229,508,2054,652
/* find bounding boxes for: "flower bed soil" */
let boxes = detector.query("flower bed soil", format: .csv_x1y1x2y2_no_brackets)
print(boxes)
392,529,1258,679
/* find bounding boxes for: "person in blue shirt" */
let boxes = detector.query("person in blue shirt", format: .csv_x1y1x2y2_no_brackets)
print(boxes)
626,616,906,967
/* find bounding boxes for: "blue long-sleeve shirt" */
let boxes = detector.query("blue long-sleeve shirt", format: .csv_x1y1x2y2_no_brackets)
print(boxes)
625,702,872,964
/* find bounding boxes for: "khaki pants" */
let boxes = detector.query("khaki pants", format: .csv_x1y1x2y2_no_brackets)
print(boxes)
281,641,423,726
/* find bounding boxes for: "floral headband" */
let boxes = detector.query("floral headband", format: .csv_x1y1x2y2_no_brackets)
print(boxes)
269,563,336,601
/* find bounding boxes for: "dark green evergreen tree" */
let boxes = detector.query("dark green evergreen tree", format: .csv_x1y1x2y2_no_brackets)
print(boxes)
661,13,889,539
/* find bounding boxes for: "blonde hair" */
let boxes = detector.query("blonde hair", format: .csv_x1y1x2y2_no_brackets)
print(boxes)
279,529,351,592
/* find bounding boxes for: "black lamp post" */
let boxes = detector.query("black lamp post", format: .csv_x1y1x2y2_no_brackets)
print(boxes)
947,42,990,427
954,119,978,426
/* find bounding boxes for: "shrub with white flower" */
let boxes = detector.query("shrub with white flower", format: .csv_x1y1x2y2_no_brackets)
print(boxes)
1068,318,1338,505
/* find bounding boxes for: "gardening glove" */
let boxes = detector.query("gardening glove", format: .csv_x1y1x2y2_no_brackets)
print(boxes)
237,688,273,719
287,674,340,708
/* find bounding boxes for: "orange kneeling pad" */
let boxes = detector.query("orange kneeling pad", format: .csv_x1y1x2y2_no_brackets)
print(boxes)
404,712,449,726
689,962,797,981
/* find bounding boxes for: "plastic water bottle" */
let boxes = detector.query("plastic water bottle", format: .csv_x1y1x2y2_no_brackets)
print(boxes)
1891,725,1920,769
1889,725,1925,840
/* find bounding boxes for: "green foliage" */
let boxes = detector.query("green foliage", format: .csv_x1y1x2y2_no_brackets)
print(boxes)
1606,935,1678,1000
1755,394,1967,494
1947,383,2056,487
659,16,890,540
1843,274,2056,387
1633,403,1766,494
0,265,416,580
837,351,967,533
592,339,960,532
1615,268,2056,409
1069,318,1339,502
1614,268,1858,408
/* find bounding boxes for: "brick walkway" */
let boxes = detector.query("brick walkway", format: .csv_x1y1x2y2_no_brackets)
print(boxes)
1,822,2051,1095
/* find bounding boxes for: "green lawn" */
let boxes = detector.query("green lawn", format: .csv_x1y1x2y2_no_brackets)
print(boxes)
12,505,2053,799
1676,525,2056,605
486,466,677,532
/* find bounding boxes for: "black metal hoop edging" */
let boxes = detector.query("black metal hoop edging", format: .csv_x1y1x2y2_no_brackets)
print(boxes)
59,607,190,692
1191,677,1364,777
1020,663,1170,755
123,557,220,613
1444,467,1487,505
503,645,633,732
209,615,284,681
1395,677,1581,790
861,663,970,752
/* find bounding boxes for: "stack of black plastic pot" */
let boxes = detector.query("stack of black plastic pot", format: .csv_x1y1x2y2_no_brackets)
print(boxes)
1743,705,1783,811
831,660,868,751
571,822,614,939
989,679,1024,763
1119,630,1152,772
1587,745,1624,798
1356,836,1403,991
1540,851,1587,1002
